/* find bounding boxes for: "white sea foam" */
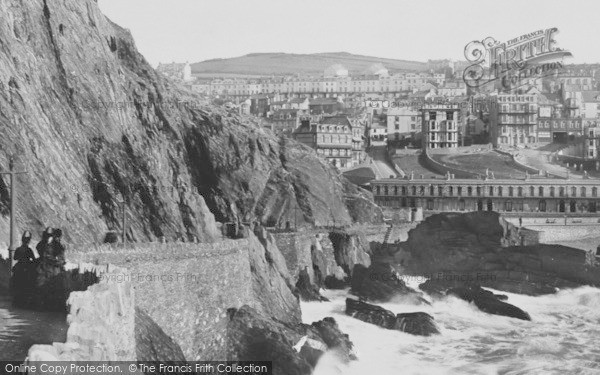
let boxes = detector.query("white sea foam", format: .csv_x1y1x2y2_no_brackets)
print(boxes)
302,286,600,375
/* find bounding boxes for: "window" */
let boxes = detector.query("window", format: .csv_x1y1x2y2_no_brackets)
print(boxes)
489,186,494,196
477,186,482,196
411,186,417,195
427,199,434,210
518,187,523,197
505,201,513,212
550,187,555,197
559,187,565,197
581,187,587,197
467,187,473,196
498,187,503,196
539,200,547,212
402,186,407,195
571,187,577,197
509,187,514,197
458,187,463,196
438,186,443,196
593,187,598,197
449,186,453,196
430,186,435,196
529,186,534,197
539,186,544,197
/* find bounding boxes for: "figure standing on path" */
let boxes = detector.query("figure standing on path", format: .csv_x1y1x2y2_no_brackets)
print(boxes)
36,227,54,260
11,231,36,307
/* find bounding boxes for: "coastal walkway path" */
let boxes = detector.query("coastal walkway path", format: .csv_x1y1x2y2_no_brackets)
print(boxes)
0,263,68,361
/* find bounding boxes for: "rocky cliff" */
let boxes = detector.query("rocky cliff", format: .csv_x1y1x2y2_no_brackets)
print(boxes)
0,0,380,245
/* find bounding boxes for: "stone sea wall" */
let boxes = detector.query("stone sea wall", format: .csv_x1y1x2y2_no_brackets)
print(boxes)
65,230,300,361
27,264,136,361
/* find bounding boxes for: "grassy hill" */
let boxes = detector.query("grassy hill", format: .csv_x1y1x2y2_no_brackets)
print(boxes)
191,52,427,77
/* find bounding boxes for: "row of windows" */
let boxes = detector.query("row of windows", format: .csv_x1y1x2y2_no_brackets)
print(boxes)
374,185,600,198
317,148,352,156
377,197,599,213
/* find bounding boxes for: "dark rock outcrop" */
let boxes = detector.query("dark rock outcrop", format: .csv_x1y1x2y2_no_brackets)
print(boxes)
324,275,348,289
135,307,187,363
345,298,439,336
226,306,356,375
395,212,600,295
350,263,423,303
329,230,371,277
295,268,328,302
0,0,380,244
447,284,531,321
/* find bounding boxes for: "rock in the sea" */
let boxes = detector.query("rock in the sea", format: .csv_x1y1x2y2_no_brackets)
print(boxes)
311,317,357,362
295,268,328,302
447,284,531,321
345,298,439,336
227,306,356,375
350,263,422,303
396,212,600,295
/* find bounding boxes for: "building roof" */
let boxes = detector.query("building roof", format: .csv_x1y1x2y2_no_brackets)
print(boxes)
373,177,600,185
309,98,340,105
320,115,351,127
581,91,600,103
289,97,308,104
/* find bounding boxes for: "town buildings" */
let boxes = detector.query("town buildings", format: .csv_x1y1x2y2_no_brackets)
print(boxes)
584,126,600,159
372,176,600,213
421,103,460,149
190,72,448,98
293,116,356,169
489,94,538,147
387,107,421,142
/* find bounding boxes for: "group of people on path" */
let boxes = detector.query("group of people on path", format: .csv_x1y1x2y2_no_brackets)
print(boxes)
10,227,66,308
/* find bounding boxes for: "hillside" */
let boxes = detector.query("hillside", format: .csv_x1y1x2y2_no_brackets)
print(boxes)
0,0,381,245
191,52,427,77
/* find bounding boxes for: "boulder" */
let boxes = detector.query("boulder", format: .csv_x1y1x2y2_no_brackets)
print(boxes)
350,263,422,303
447,284,531,321
345,298,439,336
226,306,356,375
295,268,328,302
311,317,357,362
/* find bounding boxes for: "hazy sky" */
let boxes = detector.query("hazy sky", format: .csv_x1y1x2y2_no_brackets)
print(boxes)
98,0,599,67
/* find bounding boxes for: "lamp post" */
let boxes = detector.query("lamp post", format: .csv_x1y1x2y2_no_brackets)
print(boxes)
115,198,126,245
1,158,28,276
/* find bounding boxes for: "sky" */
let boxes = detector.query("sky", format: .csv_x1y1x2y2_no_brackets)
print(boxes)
97,0,600,68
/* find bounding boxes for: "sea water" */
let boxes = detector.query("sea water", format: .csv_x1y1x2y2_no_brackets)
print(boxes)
302,285,600,375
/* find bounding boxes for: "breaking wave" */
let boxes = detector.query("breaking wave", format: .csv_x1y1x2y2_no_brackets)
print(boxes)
303,286,600,375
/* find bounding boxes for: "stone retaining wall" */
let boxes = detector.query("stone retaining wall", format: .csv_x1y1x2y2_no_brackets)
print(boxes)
27,264,136,361
64,232,299,361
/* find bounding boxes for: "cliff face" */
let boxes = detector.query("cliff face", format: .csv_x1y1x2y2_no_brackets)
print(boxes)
0,0,379,244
